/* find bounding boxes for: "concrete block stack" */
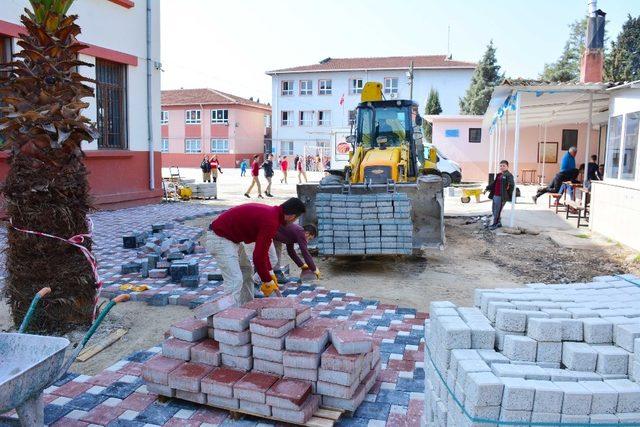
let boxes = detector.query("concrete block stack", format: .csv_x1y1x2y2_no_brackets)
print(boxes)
191,182,217,199
141,297,380,424
315,192,413,255
120,222,205,286
424,276,640,426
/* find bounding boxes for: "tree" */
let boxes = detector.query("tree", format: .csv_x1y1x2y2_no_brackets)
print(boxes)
605,14,640,81
459,40,503,115
423,88,442,143
540,18,587,82
0,0,99,332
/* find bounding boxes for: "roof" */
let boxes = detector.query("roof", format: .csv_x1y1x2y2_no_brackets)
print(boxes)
266,55,476,75
161,88,271,111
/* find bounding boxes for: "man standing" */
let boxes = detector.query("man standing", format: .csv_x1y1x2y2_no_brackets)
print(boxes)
244,154,263,199
485,160,515,229
207,198,307,305
560,146,577,172
262,154,275,197
269,223,320,278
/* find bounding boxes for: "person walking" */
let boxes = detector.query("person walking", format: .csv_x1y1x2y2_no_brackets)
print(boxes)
295,155,307,183
200,155,212,182
245,155,263,198
240,159,248,177
209,154,223,183
263,153,275,197
280,156,289,184
206,198,307,304
484,160,515,230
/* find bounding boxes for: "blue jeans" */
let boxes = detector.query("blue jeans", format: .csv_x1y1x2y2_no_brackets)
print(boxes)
558,183,574,199
492,196,506,225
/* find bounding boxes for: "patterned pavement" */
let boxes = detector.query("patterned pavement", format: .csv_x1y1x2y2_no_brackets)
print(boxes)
1,202,427,426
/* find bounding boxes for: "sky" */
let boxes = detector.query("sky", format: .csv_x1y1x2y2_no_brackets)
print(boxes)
160,0,640,103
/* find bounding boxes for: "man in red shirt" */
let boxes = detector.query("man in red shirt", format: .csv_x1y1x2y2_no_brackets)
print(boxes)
244,154,263,199
207,198,306,304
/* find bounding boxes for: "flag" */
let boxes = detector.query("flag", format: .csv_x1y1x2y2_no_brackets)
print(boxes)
339,94,344,106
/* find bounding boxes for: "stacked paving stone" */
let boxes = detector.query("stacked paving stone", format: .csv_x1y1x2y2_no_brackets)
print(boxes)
424,275,640,426
142,296,381,424
191,182,217,199
315,192,413,255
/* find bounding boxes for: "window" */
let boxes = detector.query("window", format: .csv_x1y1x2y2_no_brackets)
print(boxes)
606,115,623,179
211,109,229,124
384,77,398,94
211,138,229,153
161,138,169,152
319,79,332,95
299,111,313,127
350,79,364,95
318,110,331,126
264,114,271,128
160,111,168,125
469,128,482,143
300,80,312,96
96,59,128,149
281,111,293,126
621,112,639,181
185,139,201,153
561,129,578,151
185,110,201,124
281,80,294,96
348,110,356,126
281,141,294,156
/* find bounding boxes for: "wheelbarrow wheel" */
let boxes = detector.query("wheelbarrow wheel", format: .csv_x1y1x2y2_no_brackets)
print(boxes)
461,196,471,204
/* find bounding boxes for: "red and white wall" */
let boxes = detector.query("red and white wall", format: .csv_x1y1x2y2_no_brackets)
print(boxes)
0,0,163,209
161,104,270,169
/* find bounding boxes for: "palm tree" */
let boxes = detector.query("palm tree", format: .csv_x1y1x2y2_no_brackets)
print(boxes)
0,0,99,333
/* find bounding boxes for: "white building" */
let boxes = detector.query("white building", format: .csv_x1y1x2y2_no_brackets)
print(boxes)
266,55,476,157
0,0,163,208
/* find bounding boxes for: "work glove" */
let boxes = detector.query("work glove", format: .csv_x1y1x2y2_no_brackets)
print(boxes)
314,268,321,279
260,280,281,297
301,263,309,271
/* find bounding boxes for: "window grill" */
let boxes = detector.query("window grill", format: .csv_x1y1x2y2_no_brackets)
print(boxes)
96,59,128,149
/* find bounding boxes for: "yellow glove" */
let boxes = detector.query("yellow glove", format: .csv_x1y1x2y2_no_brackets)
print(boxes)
301,264,309,270
270,271,279,285
260,280,281,297
314,268,321,279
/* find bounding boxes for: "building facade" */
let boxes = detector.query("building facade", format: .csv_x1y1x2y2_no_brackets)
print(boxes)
0,0,163,209
160,89,271,169
266,55,475,157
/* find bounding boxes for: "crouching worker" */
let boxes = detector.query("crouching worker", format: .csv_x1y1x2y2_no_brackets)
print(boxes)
207,198,306,305
270,223,320,280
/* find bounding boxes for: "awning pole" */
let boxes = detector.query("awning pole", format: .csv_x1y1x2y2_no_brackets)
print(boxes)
509,92,521,228
503,110,508,161
541,122,548,185
584,92,594,187
495,118,501,174
488,127,494,180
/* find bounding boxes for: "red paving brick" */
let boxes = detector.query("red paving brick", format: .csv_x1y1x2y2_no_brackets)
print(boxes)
120,392,156,411
79,404,125,424
86,371,124,386
387,359,415,372
404,350,424,362
387,413,408,426
50,381,92,398
213,307,257,331
201,367,246,397
234,372,280,394
266,378,312,408
141,355,184,385
190,406,229,423
51,419,89,427
168,362,214,392
117,361,143,376
378,369,399,383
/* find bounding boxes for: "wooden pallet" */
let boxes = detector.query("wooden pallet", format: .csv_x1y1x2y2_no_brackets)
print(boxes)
229,405,344,426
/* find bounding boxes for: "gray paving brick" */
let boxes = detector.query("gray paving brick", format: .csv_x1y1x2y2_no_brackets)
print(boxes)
562,342,597,371
555,381,592,415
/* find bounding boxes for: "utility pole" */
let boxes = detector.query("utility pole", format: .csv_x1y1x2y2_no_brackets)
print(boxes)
408,61,414,100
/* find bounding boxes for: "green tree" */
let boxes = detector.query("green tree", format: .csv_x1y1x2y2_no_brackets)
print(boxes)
459,40,503,115
423,88,442,143
605,14,640,81
540,18,587,82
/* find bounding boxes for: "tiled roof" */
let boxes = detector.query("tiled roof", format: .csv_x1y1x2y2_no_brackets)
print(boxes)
266,55,476,74
161,88,271,110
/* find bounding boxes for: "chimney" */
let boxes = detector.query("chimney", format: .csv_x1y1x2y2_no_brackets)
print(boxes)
580,1,606,83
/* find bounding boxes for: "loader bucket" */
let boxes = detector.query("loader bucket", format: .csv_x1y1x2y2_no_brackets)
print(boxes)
296,175,445,252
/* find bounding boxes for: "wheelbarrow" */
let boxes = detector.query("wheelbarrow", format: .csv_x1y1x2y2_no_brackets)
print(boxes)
0,288,129,426
460,187,483,203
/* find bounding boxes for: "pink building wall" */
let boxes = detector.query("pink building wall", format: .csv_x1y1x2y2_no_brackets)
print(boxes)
431,116,604,183
161,104,270,168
